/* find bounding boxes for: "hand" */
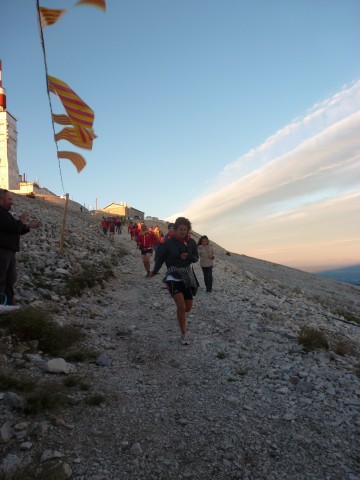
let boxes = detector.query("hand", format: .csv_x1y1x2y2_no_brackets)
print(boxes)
28,220,41,229
19,211,30,222
180,252,188,259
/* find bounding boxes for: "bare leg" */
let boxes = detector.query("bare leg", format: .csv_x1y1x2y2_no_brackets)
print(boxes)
173,293,192,334
142,252,152,274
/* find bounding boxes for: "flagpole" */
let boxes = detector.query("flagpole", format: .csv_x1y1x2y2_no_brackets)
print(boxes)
59,193,69,256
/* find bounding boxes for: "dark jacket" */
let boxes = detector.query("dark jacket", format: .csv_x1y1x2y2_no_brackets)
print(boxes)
152,235,198,275
0,206,30,252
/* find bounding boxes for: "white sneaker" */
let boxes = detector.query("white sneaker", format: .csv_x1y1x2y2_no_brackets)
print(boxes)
181,333,190,346
0,305,20,314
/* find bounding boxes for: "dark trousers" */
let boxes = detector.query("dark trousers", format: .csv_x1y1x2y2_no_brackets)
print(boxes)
201,266,213,292
0,248,17,305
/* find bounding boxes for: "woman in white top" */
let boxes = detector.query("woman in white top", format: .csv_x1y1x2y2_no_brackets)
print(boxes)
197,235,214,293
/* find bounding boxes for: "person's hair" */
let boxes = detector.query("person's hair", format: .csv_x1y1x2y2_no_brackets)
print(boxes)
174,216,191,231
198,235,209,245
0,189,9,198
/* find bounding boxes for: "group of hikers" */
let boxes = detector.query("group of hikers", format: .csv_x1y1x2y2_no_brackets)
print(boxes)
101,216,122,239
0,189,212,348
127,217,215,346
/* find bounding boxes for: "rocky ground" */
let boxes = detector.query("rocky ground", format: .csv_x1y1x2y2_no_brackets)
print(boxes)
0,194,360,480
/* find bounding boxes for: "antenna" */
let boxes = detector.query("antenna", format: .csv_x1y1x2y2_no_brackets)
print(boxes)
0,60,7,110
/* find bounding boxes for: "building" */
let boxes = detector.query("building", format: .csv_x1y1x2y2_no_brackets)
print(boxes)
100,202,144,220
0,60,59,202
0,60,20,191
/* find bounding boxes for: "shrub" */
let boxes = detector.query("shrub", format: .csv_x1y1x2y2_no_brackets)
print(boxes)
298,326,329,352
62,262,115,297
85,394,105,406
216,351,227,359
2,307,83,356
24,383,66,415
0,462,71,480
63,376,80,388
0,373,35,393
64,347,97,363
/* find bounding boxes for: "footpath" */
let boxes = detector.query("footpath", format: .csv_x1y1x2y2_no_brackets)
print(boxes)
1,199,360,479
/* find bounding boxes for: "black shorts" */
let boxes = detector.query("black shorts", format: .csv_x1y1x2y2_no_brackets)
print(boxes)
140,248,153,255
166,280,193,300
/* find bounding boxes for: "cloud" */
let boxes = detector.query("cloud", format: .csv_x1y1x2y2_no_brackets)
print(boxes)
175,81,360,269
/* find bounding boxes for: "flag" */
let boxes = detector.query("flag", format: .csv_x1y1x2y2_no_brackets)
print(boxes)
48,75,95,134
39,7,67,28
76,0,106,11
58,151,87,173
55,127,96,149
52,114,72,126
75,125,97,145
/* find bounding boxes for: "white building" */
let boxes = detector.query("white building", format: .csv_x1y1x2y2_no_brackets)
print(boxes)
0,60,20,191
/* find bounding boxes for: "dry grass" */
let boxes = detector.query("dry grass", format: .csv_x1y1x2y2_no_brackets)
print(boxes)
298,326,329,352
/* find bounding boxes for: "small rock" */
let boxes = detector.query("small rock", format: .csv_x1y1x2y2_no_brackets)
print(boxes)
129,442,142,455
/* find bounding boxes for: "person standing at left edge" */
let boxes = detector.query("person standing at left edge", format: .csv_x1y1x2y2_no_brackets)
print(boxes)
0,189,40,310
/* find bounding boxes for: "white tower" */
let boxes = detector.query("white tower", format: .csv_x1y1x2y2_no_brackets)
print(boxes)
0,60,20,190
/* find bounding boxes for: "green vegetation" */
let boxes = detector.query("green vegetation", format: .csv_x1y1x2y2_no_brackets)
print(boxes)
0,307,83,356
62,261,115,297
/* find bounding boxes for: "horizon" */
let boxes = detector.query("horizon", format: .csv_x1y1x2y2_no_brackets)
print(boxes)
1,1,359,272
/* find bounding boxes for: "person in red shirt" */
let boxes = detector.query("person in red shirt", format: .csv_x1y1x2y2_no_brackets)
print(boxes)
136,223,158,276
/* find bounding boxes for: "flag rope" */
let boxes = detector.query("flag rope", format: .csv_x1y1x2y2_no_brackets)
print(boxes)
36,0,66,195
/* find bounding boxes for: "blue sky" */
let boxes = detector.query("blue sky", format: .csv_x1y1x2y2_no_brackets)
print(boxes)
1,0,359,270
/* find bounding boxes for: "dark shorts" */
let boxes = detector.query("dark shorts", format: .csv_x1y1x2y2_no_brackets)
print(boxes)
166,280,193,300
140,248,153,255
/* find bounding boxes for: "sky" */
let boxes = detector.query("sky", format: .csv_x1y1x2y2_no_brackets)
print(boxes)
1,0,359,271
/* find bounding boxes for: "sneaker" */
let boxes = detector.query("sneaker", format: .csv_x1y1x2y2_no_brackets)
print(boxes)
0,305,20,314
181,333,189,346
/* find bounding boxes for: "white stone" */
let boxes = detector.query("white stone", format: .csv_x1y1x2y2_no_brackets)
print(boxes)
45,358,72,374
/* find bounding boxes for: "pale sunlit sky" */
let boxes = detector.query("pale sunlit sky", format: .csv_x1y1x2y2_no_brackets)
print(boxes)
1,0,359,271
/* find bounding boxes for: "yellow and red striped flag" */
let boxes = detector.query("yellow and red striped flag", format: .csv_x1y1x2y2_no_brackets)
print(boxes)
58,151,87,173
55,127,96,150
74,125,97,145
52,114,72,126
76,0,106,11
39,7,67,28
48,75,94,135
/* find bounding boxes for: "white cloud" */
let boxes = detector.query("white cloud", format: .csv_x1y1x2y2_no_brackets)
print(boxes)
176,81,360,270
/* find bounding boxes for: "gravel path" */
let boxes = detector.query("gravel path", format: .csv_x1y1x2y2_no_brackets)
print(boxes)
1,199,360,479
